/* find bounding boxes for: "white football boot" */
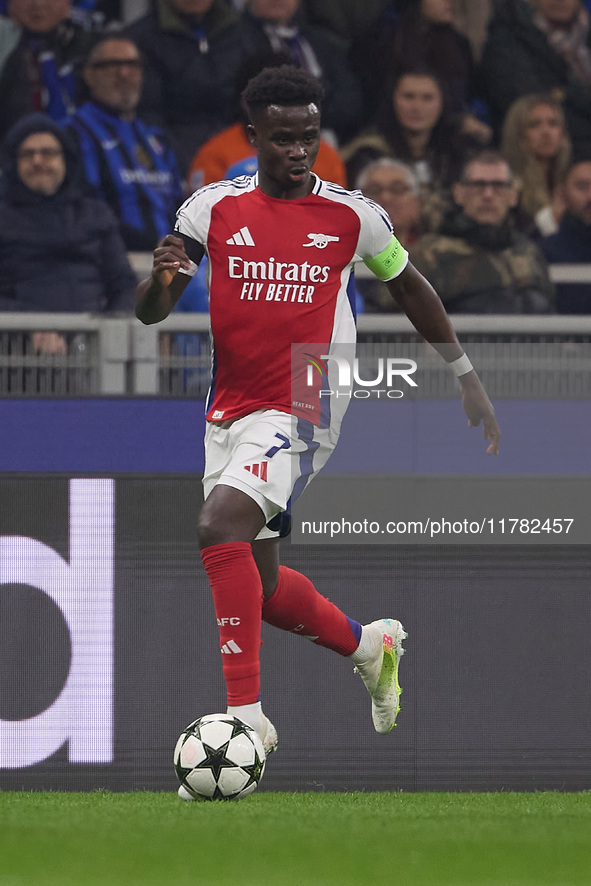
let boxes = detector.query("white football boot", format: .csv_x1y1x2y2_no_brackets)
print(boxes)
259,713,278,756
226,703,278,756
353,618,407,734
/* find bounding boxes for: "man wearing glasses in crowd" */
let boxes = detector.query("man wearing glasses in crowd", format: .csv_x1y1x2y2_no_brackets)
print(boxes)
64,36,183,252
0,113,135,355
410,150,554,313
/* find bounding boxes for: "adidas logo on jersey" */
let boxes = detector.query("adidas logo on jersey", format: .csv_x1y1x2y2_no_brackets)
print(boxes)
221,639,243,654
226,226,255,246
244,462,268,481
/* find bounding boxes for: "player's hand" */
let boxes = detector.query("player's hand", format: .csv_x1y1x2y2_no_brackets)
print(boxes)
459,371,500,455
151,234,192,289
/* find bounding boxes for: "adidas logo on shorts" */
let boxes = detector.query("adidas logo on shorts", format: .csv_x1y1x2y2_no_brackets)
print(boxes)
244,462,268,481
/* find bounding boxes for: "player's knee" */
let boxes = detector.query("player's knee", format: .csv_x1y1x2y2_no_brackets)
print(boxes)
197,509,228,549
197,501,265,549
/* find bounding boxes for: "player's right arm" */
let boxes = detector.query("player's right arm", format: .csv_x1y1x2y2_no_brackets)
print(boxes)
387,261,500,455
135,233,205,325
357,197,500,456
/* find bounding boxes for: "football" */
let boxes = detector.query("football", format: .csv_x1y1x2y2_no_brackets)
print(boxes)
173,714,266,801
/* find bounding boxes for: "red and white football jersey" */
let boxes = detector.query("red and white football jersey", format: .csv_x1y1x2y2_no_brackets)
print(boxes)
175,174,407,425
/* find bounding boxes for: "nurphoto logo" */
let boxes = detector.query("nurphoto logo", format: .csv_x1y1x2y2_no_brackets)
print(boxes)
303,352,418,400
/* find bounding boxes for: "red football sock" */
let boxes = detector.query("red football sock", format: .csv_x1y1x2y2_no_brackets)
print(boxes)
262,565,361,656
201,542,263,706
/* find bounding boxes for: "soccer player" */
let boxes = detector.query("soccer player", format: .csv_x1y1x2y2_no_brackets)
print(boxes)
135,66,500,797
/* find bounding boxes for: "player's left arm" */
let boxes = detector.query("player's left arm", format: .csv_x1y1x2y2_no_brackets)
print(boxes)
387,261,501,455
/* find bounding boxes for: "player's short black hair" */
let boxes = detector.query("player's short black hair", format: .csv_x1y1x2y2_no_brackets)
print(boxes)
242,65,324,118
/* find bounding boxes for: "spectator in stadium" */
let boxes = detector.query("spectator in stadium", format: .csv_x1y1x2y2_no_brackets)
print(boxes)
410,150,554,313
357,157,421,249
480,0,591,149
341,68,481,224
299,0,390,46
125,0,243,175
0,114,136,352
238,0,363,144
0,0,96,141
501,92,572,237
64,36,183,251
353,157,422,312
186,52,347,192
352,0,490,140
540,153,591,312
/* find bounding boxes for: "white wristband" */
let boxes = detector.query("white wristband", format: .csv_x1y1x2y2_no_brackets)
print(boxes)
177,259,198,278
448,353,473,377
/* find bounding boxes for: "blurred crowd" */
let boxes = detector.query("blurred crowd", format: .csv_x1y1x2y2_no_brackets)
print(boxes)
1,0,591,327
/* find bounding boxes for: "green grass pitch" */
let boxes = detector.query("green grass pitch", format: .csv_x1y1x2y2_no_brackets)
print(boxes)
1,791,590,885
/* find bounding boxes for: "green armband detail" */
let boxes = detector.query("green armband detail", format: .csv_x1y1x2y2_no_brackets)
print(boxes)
364,236,408,281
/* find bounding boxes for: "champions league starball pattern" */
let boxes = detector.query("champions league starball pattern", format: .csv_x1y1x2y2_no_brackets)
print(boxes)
174,714,266,800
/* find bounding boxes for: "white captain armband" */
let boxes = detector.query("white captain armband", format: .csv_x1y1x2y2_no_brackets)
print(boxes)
364,236,408,281
448,353,474,377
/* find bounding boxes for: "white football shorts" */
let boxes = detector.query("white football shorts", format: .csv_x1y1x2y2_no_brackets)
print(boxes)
203,409,341,539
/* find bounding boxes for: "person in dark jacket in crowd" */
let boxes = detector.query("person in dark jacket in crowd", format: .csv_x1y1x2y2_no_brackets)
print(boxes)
125,0,243,175
300,0,390,45
0,0,96,141
480,0,591,149
352,0,489,139
0,113,136,352
540,153,591,312
410,151,554,313
238,0,363,144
